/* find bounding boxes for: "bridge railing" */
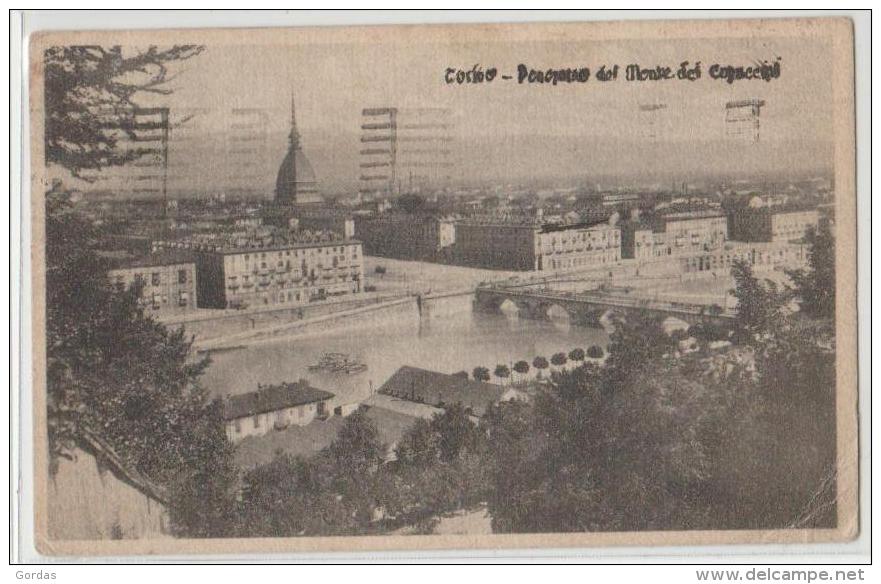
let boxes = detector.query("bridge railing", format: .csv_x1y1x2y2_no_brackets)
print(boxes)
476,286,737,318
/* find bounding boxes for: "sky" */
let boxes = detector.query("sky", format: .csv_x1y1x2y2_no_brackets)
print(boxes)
122,33,835,196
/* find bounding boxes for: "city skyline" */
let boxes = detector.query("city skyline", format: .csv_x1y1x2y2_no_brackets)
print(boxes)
56,34,836,197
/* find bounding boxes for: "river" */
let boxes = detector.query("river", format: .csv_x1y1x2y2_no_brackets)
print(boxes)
200,294,610,408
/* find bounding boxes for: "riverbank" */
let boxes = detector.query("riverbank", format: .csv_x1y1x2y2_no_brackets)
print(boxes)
193,296,418,352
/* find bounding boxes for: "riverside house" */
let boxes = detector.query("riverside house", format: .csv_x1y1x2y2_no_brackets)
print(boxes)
223,381,335,443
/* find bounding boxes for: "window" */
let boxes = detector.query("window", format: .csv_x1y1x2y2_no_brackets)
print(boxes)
179,292,189,307
234,419,241,433
151,272,161,286
178,269,187,284
254,414,261,428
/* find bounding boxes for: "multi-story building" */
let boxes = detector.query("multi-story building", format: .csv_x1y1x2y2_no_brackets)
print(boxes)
620,210,728,260
193,238,365,309
620,225,657,261
354,212,456,261
679,241,808,274
106,252,198,317
728,207,819,243
454,217,620,272
535,221,621,271
658,211,728,252
223,381,335,442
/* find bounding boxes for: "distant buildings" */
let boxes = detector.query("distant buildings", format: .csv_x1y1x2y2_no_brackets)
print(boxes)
223,381,335,442
728,206,819,243
359,107,453,199
192,237,365,310
679,241,808,274
263,205,356,240
454,217,620,271
621,209,728,260
354,213,456,261
107,251,198,317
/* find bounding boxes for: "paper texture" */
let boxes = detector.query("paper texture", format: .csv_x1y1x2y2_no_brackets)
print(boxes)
28,16,858,556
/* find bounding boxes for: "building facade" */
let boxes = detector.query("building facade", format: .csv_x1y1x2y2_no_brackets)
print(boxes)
679,241,808,274
454,218,620,272
729,207,819,243
536,222,621,271
620,225,657,261
620,211,728,260
223,381,335,442
354,213,456,261
193,239,364,309
107,253,198,317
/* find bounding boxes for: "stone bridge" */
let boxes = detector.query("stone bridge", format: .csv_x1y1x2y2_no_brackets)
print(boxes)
473,285,735,327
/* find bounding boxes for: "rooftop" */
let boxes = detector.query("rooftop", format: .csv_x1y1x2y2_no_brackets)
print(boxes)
223,381,335,421
193,239,361,255
232,405,421,469
660,209,726,221
378,365,508,418
104,250,197,270
539,218,613,234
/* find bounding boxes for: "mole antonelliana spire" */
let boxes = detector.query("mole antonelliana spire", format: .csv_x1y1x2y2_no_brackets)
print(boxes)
274,92,320,205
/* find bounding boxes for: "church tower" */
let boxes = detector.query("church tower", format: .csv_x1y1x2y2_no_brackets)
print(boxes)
274,94,320,205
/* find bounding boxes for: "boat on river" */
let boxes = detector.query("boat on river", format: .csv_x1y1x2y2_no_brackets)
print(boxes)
307,352,368,375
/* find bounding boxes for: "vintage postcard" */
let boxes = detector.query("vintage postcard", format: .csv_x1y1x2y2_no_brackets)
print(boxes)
27,16,858,556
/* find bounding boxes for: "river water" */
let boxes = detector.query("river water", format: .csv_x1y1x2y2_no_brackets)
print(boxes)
201,294,610,407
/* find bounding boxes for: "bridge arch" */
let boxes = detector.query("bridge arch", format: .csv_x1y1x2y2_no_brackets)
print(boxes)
498,298,521,316
545,303,573,324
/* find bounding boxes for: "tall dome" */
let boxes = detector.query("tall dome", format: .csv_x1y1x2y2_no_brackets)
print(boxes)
275,95,322,205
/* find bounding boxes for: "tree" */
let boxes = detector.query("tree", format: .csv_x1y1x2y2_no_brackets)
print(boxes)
472,366,491,383
512,360,530,380
493,364,511,384
532,356,549,377
483,316,726,533
386,405,489,524
42,45,236,537
550,352,568,368
786,223,835,319
568,348,586,363
47,186,238,536
729,259,787,343
44,45,204,177
451,370,469,380
586,345,604,360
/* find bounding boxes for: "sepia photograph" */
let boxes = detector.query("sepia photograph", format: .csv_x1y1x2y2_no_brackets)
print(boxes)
22,14,860,557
